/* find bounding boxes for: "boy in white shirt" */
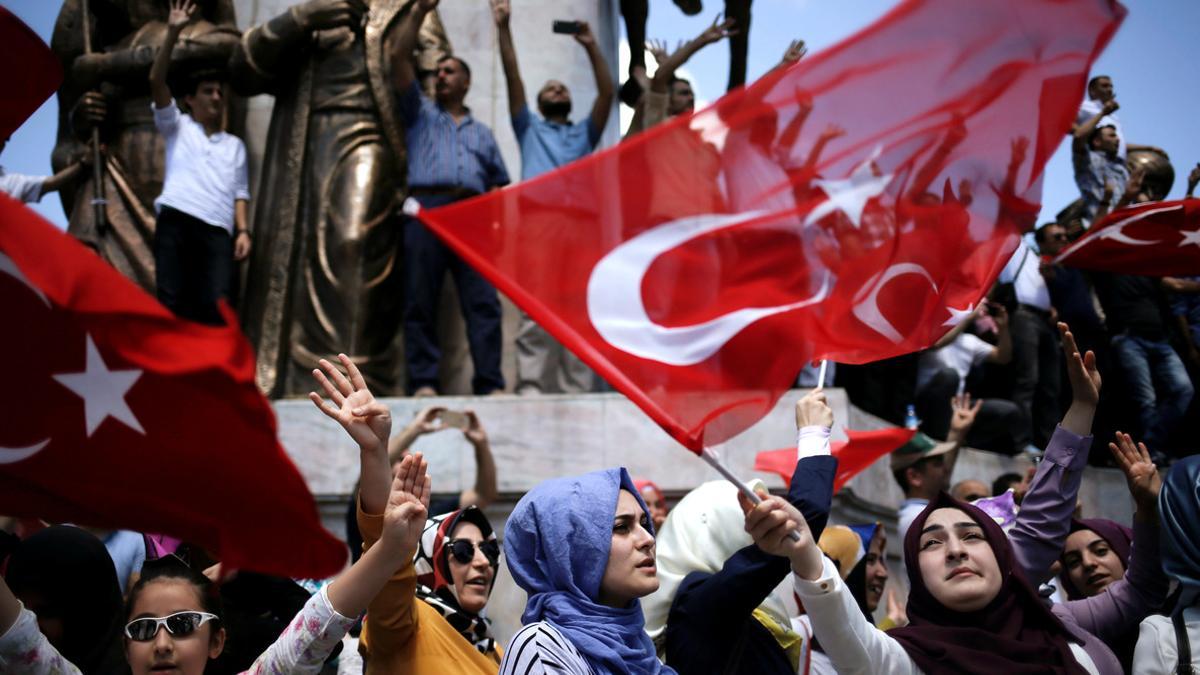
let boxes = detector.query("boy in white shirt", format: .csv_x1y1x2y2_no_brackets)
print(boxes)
149,0,250,325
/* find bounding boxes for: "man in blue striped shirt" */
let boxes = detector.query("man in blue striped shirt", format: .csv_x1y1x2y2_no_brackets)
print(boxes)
397,0,510,396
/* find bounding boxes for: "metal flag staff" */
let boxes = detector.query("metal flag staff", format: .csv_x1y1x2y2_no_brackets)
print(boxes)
80,0,107,232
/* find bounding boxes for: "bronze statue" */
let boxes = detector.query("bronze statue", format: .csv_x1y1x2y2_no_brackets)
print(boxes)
230,0,451,398
1126,148,1174,202
50,0,240,293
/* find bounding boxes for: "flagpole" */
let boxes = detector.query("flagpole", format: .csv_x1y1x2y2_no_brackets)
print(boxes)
699,446,802,542
79,0,107,232
815,359,829,390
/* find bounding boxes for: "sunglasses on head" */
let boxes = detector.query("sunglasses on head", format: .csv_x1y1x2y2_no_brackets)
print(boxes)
124,611,218,642
446,538,500,566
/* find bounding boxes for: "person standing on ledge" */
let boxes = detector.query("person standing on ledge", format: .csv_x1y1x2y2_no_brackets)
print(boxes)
149,0,250,325
492,0,613,395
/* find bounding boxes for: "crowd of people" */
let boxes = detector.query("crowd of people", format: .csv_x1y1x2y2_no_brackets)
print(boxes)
2,0,1199,673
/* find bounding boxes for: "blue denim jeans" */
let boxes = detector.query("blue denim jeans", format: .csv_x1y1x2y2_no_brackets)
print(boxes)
1111,333,1194,452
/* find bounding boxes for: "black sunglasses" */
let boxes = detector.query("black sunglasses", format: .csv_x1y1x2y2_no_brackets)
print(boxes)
125,611,218,641
446,538,500,566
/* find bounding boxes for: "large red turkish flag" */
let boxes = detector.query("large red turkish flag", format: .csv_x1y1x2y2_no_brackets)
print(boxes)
1053,199,1200,276
0,196,346,579
414,0,1124,450
755,428,916,493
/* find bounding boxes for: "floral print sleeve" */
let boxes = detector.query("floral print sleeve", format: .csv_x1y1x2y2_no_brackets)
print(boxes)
0,606,82,674
242,585,357,675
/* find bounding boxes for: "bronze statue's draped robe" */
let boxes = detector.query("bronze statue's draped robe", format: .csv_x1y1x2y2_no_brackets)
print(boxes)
50,0,239,293
231,1,449,397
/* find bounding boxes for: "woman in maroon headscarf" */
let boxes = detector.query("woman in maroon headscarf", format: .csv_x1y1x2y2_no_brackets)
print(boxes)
1060,519,1133,600
745,489,1124,674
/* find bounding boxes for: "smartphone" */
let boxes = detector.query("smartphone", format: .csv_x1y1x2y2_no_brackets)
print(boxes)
552,20,583,34
436,409,471,430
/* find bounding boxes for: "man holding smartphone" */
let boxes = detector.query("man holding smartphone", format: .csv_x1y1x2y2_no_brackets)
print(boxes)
492,0,614,395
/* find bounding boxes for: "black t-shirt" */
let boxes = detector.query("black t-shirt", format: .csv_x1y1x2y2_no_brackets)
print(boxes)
1093,273,1169,339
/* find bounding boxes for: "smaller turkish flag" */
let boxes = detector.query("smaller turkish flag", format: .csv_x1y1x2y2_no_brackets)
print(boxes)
1054,198,1200,276
0,6,61,139
755,428,916,493
0,196,346,579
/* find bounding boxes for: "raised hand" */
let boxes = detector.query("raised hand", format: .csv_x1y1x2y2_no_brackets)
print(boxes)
819,124,846,142
886,587,908,627
795,389,834,429
406,406,445,436
573,21,596,47
1109,432,1161,512
1187,163,1200,197
463,410,488,446
948,392,982,441
1010,135,1030,167
646,38,670,67
490,0,510,27
1101,98,1120,116
1059,322,1101,406
698,14,737,46
167,0,196,31
309,354,392,454
379,453,431,554
738,489,822,579
780,39,807,65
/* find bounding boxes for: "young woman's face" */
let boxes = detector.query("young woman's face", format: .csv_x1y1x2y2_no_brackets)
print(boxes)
598,489,658,607
1063,529,1125,597
864,531,889,612
446,521,496,614
124,579,224,675
917,508,1002,613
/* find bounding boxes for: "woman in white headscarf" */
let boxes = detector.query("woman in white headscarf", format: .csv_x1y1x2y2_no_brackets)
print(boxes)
642,390,837,674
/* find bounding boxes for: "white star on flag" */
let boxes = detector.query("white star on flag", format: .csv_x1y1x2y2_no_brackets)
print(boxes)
942,303,976,327
52,335,145,437
1179,229,1200,248
804,154,893,229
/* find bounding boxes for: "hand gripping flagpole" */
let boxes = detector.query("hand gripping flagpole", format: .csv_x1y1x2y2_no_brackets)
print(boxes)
80,0,107,232
699,446,803,543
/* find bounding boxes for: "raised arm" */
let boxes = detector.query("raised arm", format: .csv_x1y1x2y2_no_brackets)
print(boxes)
1072,99,1119,144
649,16,735,94
150,0,195,109
575,22,614,135
245,463,429,674
1059,434,1167,641
0,576,81,674
1187,163,1200,198
393,0,439,92
38,159,86,197
309,354,392,515
942,392,982,473
986,305,1013,364
1007,323,1099,584
459,411,499,510
491,0,526,120
387,406,445,465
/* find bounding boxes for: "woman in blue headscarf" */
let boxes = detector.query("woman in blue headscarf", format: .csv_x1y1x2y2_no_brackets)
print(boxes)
1133,454,1200,673
498,467,674,675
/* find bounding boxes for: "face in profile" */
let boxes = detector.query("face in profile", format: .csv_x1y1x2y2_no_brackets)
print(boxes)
445,521,497,614
598,489,658,607
1062,529,1125,597
864,530,889,612
668,80,695,116
639,485,668,531
917,507,1003,613
124,579,225,675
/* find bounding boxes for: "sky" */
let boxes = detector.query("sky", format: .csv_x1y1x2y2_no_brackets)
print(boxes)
4,0,1199,231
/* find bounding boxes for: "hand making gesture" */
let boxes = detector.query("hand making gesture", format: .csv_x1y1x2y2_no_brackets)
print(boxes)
309,354,393,455
379,453,432,557
167,0,196,31
1109,432,1162,520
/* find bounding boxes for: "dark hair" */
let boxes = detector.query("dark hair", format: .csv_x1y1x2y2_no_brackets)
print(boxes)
176,68,227,99
125,555,223,625
1087,75,1111,92
669,76,691,89
991,472,1024,497
1033,222,1061,244
438,55,471,80
1088,123,1116,147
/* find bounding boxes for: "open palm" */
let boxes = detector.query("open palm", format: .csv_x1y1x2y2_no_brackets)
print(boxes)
309,354,392,452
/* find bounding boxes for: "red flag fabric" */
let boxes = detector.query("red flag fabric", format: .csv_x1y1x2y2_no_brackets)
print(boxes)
754,428,917,492
1053,199,1200,276
0,196,346,579
414,0,1124,450
0,6,62,139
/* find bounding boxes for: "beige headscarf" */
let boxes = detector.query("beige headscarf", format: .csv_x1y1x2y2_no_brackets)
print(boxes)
642,480,794,648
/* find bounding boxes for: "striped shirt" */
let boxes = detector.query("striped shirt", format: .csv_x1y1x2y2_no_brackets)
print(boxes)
498,622,594,675
399,82,509,194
